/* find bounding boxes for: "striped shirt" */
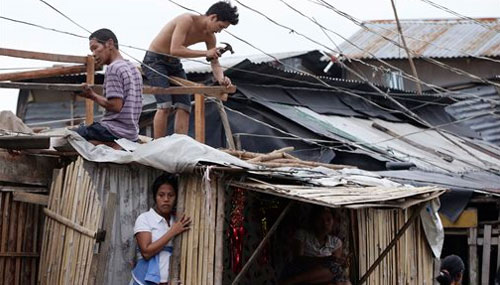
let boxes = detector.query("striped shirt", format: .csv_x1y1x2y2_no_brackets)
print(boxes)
100,59,143,141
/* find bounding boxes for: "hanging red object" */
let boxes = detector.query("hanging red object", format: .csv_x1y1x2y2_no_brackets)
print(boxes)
229,188,246,274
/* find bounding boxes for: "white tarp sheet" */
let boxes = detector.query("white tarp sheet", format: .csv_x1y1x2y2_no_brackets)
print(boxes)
60,130,253,173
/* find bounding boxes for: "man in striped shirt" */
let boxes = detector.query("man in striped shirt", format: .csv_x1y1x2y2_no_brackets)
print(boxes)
76,29,143,149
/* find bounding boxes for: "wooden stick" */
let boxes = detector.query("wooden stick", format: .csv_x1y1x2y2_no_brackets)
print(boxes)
358,203,425,284
0,65,87,81
232,201,294,285
215,100,236,149
85,55,95,125
253,160,354,170
194,94,206,143
214,180,225,285
0,48,87,64
247,152,287,163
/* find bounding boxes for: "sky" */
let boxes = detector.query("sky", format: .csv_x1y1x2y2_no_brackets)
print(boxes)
0,0,499,113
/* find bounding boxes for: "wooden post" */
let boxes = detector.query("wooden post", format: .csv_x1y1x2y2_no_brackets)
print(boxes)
214,181,225,285
481,225,492,285
169,177,186,284
85,56,95,125
468,227,478,284
232,201,293,285
94,192,117,285
194,94,205,143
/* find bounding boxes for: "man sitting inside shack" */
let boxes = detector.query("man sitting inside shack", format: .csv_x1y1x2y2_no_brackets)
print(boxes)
75,28,143,149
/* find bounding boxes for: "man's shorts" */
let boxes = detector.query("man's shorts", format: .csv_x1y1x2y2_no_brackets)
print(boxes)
142,51,192,113
76,122,119,142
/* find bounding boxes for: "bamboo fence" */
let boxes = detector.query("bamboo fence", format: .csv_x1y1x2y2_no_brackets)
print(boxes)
357,206,434,285
38,157,102,284
0,191,42,285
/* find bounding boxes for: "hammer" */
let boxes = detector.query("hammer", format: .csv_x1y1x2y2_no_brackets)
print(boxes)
206,42,234,62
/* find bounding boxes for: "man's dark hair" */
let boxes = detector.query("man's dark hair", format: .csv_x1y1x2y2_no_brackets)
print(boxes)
151,173,178,198
436,255,464,285
206,1,239,25
89,28,119,49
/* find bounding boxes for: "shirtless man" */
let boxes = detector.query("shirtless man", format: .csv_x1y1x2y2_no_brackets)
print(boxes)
143,1,239,138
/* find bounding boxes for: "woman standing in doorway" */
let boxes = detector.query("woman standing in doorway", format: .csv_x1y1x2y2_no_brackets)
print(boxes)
132,174,191,285
436,255,464,285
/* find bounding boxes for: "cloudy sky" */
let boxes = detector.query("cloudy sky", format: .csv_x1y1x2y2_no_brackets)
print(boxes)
1,0,498,113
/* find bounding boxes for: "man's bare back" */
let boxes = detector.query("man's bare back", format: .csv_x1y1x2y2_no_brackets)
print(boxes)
149,14,217,58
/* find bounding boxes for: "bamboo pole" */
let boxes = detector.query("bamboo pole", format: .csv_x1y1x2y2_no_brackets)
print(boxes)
194,94,206,143
0,65,87,82
0,48,87,64
214,181,225,285
215,100,236,149
85,56,95,125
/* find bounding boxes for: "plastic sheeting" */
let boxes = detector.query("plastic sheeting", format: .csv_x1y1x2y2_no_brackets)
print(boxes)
63,131,254,173
420,199,444,258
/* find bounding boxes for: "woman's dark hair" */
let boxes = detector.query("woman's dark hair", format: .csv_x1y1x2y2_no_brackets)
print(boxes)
308,207,338,229
206,1,239,25
151,173,178,198
436,255,464,285
89,28,119,49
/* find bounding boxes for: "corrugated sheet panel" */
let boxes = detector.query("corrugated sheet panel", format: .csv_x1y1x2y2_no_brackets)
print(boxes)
231,181,444,209
445,85,500,146
339,18,500,59
181,50,312,74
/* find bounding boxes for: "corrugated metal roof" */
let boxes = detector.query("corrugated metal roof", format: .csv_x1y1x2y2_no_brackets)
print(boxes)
231,181,444,209
445,85,500,146
339,18,500,59
181,50,313,74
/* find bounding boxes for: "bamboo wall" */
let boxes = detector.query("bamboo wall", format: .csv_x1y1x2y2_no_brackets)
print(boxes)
171,173,225,285
357,206,435,285
0,191,42,285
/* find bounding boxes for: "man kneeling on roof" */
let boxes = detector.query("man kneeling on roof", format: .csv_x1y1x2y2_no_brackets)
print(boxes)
75,28,143,149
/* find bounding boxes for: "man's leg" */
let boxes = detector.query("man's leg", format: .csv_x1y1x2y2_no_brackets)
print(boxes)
174,109,189,135
154,108,171,139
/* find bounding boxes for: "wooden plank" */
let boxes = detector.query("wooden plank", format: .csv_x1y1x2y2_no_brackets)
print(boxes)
194,94,206,143
85,55,95,125
0,65,87,81
0,151,59,186
169,176,186,284
94,192,117,285
468,227,478,285
0,136,50,150
440,208,478,228
0,185,47,193
0,81,235,98
481,225,492,285
232,202,294,285
12,192,48,206
0,48,87,63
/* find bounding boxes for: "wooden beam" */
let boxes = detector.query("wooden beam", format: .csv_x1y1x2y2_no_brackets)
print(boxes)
232,202,293,285
43,208,96,238
358,202,426,284
194,94,206,143
0,82,234,99
85,55,95,125
0,48,87,64
0,65,87,81
12,192,48,206
0,252,39,257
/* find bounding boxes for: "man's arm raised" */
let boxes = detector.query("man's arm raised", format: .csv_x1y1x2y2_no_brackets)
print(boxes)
207,35,232,87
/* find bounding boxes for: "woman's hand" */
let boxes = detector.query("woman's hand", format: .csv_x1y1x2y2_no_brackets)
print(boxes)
169,214,191,236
